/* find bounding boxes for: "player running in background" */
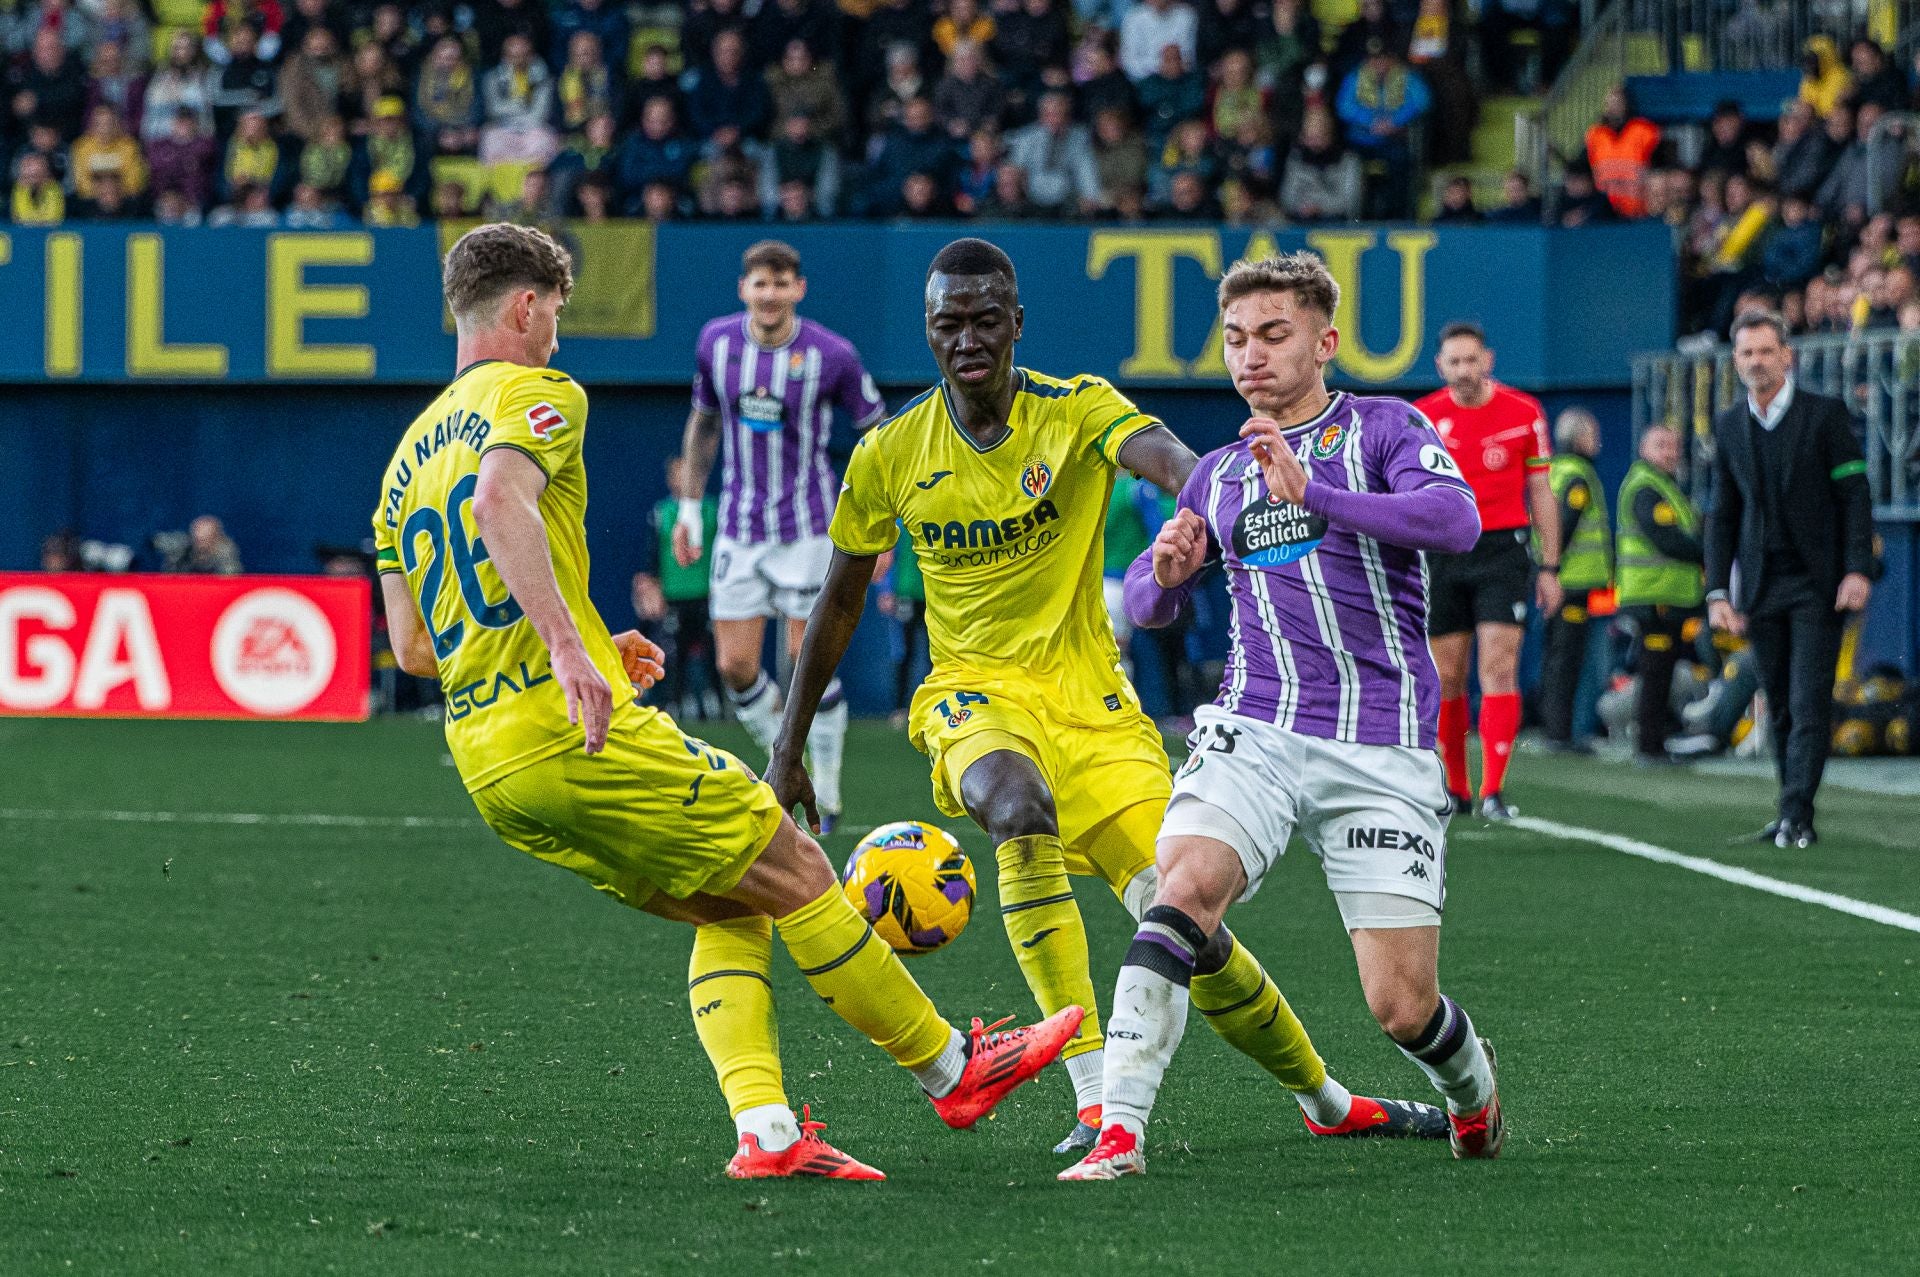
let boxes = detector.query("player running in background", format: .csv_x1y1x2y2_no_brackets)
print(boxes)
1064,253,1503,1181
674,240,889,831
373,224,1080,1182
1413,322,1563,820
769,238,1442,1155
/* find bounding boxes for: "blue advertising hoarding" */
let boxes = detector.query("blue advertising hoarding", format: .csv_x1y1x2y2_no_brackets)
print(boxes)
0,222,1673,390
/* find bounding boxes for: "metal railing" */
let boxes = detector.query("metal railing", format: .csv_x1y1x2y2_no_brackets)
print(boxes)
1632,330,1920,520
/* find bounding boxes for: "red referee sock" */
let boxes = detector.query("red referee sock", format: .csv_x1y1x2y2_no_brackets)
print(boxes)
1438,696,1471,798
1478,692,1522,799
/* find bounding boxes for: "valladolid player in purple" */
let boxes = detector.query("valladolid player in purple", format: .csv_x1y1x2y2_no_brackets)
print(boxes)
1062,252,1507,1181
675,239,888,829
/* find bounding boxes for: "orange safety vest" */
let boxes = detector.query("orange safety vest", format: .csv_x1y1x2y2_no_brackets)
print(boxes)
1584,117,1661,218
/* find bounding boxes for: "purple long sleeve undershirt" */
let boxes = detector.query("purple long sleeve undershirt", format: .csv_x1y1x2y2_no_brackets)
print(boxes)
1122,480,1481,630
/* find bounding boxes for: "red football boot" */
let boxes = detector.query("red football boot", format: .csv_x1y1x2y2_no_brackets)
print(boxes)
724,1106,886,1180
929,1006,1085,1130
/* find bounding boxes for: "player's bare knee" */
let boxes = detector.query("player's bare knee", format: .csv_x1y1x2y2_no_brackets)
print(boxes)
1364,980,1440,1043
1152,855,1234,935
716,652,761,692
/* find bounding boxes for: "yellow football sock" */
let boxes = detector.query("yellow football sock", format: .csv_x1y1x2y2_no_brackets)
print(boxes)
996,834,1102,1060
1191,934,1327,1093
774,885,953,1070
687,915,787,1118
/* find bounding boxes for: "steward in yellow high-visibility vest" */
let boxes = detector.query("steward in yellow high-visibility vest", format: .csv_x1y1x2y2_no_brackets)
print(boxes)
1615,425,1704,762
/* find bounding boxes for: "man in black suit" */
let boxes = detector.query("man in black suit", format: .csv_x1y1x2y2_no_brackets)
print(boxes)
1705,311,1876,848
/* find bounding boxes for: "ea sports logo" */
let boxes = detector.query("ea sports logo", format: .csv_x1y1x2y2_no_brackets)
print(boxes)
210,588,337,714
1018,458,1053,499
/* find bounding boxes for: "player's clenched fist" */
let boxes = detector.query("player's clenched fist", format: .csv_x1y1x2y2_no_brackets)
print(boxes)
611,630,667,690
1239,416,1309,505
1152,508,1209,589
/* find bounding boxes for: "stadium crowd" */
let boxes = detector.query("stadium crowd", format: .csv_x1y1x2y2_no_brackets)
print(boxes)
1,0,1569,227
1574,35,1920,340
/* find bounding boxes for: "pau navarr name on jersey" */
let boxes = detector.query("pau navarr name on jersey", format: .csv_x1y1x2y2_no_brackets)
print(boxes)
377,405,498,533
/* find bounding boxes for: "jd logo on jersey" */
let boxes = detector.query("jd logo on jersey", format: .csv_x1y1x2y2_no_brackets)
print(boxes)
1233,498,1327,567
1018,457,1053,499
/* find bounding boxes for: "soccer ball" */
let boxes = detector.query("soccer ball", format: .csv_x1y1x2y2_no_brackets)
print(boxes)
841,821,976,956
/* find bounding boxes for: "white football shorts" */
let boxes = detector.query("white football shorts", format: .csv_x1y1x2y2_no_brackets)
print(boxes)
708,534,835,622
1158,704,1451,917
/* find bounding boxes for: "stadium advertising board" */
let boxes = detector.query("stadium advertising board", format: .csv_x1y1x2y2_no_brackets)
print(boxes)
0,573,370,721
0,223,1671,390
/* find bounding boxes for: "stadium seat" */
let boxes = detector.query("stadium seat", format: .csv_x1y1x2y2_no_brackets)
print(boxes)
487,160,538,207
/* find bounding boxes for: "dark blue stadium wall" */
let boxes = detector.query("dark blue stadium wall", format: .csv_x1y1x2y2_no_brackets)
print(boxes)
4,383,1638,713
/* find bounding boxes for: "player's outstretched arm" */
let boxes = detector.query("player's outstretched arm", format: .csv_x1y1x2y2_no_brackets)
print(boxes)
472,448,615,754
379,574,440,678
1115,424,1200,494
672,406,720,567
768,548,877,830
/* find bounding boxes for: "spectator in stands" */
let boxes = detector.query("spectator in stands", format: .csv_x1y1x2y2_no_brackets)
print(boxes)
210,179,279,224
279,0,344,59
9,149,64,222
616,95,696,212
147,106,216,210
71,101,144,202
15,0,94,60
498,165,555,224
1330,0,1403,86
1762,193,1825,291
995,0,1069,116
1074,37,1134,127
286,181,348,227
1585,84,1660,218
1771,98,1836,201
1091,105,1146,212
93,0,149,73
866,42,928,138
1817,101,1902,218
554,32,619,139
1206,48,1262,142
1279,105,1360,223
1897,214,1920,275
758,108,839,215
161,517,243,574
1219,110,1276,203
1006,88,1098,215
1136,42,1203,147
353,96,423,208
1257,0,1322,153
209,26,278,140
473,0,552,69
415,37,481,155
868,95,955,213
934,39,1003,140
622,44,682,132
1150,115,1215,206
550,0,629,74
345,42,407,138
1847,38,1905,113
683,0,748,73
933,0,993,58
86,40,146,137
363,168,418,225
1120,0,1197,84
575,172,614,221
1434,173,1479,223
13,119,69,186
277,26,346,144
18,26,90,141
1336,38,1429,220
1798,35,1850,116
1863,262,1914,329
1556,161,1614,228
980,159,1036,218
1697,173,1774,331
293,114,348,204
1696,100,1750,178
858,0,931,102
550,110,618,212
480,32,559,164
695,136,757,212
363,5,421,78
686,28,770,150
1160,166,1218,219
752,0,836,69
638,178,683,220
1405,0,1475,165
222,108,282,202
768,37,846,142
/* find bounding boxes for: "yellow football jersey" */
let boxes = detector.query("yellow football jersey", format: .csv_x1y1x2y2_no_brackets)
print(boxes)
831,368,1159,727
372,360,633,791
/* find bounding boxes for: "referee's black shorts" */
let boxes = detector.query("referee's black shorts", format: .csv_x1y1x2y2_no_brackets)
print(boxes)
1428,526,1533,636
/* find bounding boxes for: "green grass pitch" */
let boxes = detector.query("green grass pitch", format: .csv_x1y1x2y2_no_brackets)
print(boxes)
3,716,1917,1274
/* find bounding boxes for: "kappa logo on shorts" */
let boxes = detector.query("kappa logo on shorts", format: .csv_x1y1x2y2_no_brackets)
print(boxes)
526,402,567,439
1401,862,1431,880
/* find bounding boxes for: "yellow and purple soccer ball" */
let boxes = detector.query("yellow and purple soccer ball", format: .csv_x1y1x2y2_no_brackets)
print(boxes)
841,821,976,956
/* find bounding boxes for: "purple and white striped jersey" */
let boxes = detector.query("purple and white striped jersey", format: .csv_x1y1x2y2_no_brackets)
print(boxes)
1179,392,1476,749
693,313,887,544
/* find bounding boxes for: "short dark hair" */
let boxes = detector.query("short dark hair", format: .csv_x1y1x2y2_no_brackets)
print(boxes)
1216,251,1338,319
1438,320,1486,347
742,239,801,278
928,237,1017,289
442,222,573,325
1730,309,1789,344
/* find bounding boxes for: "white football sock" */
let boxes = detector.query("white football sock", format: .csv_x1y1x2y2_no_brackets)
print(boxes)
1393,995,1495,1115
1101,907,1205,1136
1291,1074,1355,1127
1064,1047,1104,1112
725,670,782,758
734,1103,801,1153
807,684,848,814
911,1027,968,1099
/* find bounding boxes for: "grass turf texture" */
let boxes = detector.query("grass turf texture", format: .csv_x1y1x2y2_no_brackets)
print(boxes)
3,716,1917,1275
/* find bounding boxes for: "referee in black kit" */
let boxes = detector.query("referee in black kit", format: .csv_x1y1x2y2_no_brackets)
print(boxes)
1705,311,1876,849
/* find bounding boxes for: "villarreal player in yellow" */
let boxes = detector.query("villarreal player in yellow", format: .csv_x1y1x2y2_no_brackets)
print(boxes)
372,224,1082,1181
772,238,1442,1155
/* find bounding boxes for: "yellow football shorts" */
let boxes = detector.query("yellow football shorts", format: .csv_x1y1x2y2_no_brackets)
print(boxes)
909,682,1171,893
470,707,784,909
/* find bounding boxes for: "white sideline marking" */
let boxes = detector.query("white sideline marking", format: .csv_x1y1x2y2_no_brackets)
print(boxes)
1508,815,1920,935
0,808,477,831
